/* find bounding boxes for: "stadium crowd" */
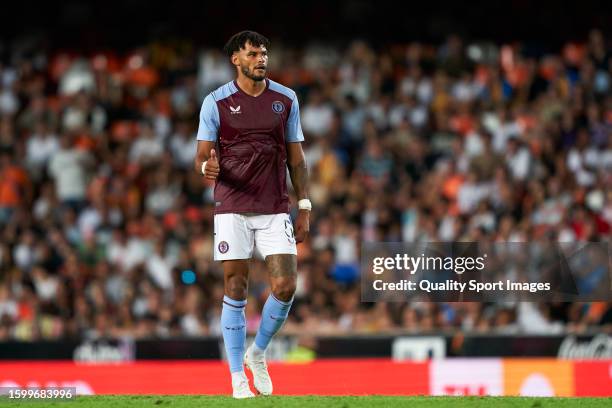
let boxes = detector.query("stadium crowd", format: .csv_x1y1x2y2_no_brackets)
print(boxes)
0,30,610,341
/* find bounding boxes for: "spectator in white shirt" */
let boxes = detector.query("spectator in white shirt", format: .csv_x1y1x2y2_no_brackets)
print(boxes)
169,122,196,169
26,121,59,175
129,121,163,166
146,240,175,291
48,135,94,209
505,136,532,181
301,87,334,138
567,129,599,186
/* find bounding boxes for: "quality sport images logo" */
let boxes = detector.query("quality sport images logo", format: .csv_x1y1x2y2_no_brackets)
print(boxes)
361,241,611,303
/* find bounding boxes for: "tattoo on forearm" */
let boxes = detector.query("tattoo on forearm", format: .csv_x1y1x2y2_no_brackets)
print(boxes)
266,254,297,278
288,159,309,199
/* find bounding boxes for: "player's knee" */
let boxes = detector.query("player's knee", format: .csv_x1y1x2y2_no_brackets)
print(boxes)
226,287,247,300
225,276,248,300
271,279,296,302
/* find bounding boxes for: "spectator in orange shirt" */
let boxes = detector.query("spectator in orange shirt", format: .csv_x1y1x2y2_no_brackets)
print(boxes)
0,153,31,224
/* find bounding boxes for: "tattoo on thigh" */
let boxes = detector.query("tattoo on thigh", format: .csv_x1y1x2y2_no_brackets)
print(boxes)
266,254,297,278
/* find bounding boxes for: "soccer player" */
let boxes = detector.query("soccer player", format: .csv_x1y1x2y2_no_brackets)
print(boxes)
194,31,310,398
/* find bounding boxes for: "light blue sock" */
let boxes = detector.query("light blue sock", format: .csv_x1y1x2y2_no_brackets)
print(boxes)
254,294,293,351
221,295,247,373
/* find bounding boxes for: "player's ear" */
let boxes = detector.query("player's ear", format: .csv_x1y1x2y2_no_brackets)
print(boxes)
231,52,240,67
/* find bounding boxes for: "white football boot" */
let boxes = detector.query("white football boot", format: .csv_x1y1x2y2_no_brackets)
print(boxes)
244,344,273,395
231,371,255,399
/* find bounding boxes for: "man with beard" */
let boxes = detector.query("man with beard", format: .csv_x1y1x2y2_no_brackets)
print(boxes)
194,31,310,398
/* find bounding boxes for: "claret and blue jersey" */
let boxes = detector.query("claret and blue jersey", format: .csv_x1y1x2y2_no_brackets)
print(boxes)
197,79,304,215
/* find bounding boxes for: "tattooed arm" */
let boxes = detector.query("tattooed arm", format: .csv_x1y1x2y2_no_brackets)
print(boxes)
286,142,310,242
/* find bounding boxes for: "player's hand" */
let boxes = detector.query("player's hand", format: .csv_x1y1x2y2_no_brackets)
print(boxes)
295,209,310,243
205,149,220,180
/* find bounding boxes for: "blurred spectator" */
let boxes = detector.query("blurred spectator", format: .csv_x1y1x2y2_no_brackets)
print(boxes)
169,121,197,169
26,121,59,176
302,87,334,137
48,135,94,210
129,121,164,165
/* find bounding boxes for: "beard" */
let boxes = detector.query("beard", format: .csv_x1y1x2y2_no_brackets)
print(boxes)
241,65,266,81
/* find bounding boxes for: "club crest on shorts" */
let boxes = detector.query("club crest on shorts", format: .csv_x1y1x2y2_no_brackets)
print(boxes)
218,241,229,254
272,101,285,114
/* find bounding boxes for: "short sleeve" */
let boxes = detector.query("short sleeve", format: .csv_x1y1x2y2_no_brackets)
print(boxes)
286,96,305,142
196,94,219,141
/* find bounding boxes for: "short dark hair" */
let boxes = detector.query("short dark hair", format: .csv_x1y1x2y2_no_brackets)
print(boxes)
223,31,270,57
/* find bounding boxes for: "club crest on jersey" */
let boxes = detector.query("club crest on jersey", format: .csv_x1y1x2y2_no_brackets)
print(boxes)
230,105,241,114
218,241,229,254
272,101,285,114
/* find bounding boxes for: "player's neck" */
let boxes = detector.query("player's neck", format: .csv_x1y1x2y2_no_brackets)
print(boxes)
236,76,267,97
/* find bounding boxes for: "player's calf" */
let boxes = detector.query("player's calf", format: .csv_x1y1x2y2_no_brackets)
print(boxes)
248,291,294,396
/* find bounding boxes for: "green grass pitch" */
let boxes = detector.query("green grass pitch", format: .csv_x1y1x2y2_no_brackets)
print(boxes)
1,396,611,407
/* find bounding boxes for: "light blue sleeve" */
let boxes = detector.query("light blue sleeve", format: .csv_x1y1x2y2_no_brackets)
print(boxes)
286,97,305,142
196,94,219,141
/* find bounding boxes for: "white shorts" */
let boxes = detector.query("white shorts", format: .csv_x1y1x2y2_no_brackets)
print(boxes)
213,213,297,261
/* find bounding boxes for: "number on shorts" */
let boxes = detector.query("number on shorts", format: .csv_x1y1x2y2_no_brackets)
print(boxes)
284,218,295,244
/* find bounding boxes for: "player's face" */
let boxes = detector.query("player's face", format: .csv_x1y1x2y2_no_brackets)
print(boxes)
235,42,268,81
